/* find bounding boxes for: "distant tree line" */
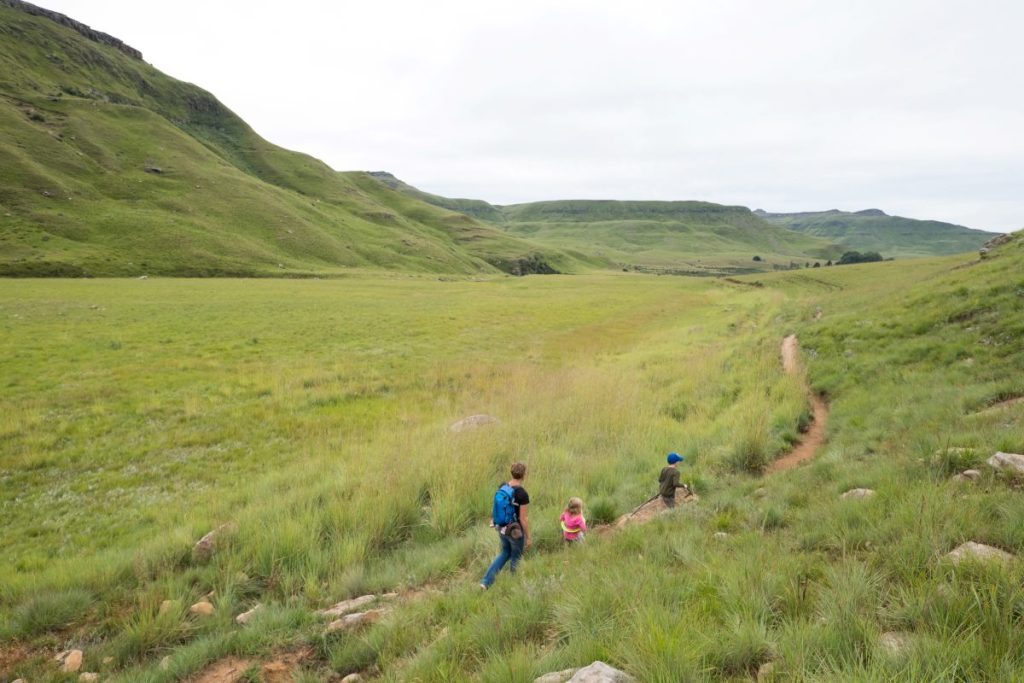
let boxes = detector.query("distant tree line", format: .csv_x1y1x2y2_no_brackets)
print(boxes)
755,252,885,269
836,251,884,265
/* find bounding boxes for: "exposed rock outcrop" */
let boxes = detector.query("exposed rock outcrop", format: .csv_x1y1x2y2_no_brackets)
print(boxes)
840,488,875,500
2,0,143,59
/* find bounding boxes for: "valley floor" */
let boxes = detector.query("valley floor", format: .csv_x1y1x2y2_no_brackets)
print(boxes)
2,239,1024,681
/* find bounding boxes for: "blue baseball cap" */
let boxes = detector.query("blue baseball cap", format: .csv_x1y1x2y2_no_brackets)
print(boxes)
667,452,684,464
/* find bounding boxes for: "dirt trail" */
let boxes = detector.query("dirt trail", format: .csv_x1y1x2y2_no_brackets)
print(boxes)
766,334,828,473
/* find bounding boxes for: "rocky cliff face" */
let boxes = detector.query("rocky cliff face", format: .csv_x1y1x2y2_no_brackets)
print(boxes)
3,0,143,60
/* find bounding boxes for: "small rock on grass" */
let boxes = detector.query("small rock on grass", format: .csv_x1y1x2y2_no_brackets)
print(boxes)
952,469,982,483
449,414,498,433
567,661,634,682
946,541,1015,565
191,522,238,562
236,603,263,625
189,600,215,617
840,488,875,500
325,608,388,634
317,594,375,618
535,669,579,683
713,532,729,540
987,452,1024,475
62,649,84,673
160,655,172,670
879,631,913,657
341,674,364,683
80,673,99,682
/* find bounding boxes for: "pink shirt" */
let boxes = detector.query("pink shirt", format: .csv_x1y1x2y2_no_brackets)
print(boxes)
560,511,587,540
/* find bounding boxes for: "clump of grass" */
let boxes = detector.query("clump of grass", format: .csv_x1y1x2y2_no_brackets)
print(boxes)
10,587,92,636
703,618,773,677
588,497,619,525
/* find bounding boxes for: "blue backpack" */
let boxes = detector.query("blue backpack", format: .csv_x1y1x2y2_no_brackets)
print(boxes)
492,483,517,527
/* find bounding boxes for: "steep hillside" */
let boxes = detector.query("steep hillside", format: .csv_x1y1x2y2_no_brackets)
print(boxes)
756,208,997,258
374,174,843,275
0,2,571,276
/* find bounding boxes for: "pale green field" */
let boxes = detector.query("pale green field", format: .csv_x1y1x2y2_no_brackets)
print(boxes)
3,238,1024,681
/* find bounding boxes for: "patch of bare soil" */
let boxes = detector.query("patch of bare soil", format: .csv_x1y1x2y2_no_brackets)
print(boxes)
188,647,312,683
767,335,829,474
976,396,1024,413
0,642,34,678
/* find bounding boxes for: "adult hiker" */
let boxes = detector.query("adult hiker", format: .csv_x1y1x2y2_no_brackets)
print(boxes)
480,461,531,589
658,452,688,508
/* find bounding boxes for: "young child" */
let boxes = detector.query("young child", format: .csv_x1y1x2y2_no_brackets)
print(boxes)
560,497,587,543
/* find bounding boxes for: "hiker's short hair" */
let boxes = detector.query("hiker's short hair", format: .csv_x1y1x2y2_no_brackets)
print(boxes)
567,497,583,514
510,462,527,479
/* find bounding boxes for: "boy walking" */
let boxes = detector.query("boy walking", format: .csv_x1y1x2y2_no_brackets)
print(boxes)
659,452,686,508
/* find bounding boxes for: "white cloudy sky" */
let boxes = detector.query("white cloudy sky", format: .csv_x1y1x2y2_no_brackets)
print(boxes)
42,0,1024,231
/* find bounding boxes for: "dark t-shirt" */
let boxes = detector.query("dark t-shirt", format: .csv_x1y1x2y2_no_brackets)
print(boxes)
658,466,680,498
509,484,530,522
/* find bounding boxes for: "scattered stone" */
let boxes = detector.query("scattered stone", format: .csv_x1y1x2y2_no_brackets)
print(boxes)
160,655,172,670
102,656,114,665
189,600,215,617
535,669,579,683
987,452,1024,475
879,631,913,657
55,649,72,662
143,164,163,174
236,603,263,626
952,469,982,483
318,594,376,618
341,675,364,683
325,608,388,634
192,522,238,562
566,661,635,682
449,414,499,433
757,660,776,681
946,541,1015,565
137,275,147,280
159,599,176,615
840,488,875,500
80,673,99,682
63,649,84,673
713,532,729,540
13,679,26,683
315,593,399,619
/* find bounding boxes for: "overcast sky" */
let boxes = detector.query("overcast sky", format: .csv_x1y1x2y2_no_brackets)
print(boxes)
41,0,1024,231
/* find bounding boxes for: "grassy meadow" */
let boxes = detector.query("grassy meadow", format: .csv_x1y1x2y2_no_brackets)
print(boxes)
2,232,1024,681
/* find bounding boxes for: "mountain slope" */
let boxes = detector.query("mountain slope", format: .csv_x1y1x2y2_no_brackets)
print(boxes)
756,208,997,258
0,2,572,276
372,173,842,275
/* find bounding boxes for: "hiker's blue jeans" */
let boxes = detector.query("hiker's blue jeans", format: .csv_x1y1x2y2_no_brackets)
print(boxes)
481,531,524,587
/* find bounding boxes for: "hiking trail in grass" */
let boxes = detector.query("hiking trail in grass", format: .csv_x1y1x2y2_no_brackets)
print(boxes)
766,334,828,473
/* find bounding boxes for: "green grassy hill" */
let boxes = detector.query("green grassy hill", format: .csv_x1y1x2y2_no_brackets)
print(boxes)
497,199,841,274
0,4,575,276
756,208,998,258
374,174,844,275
